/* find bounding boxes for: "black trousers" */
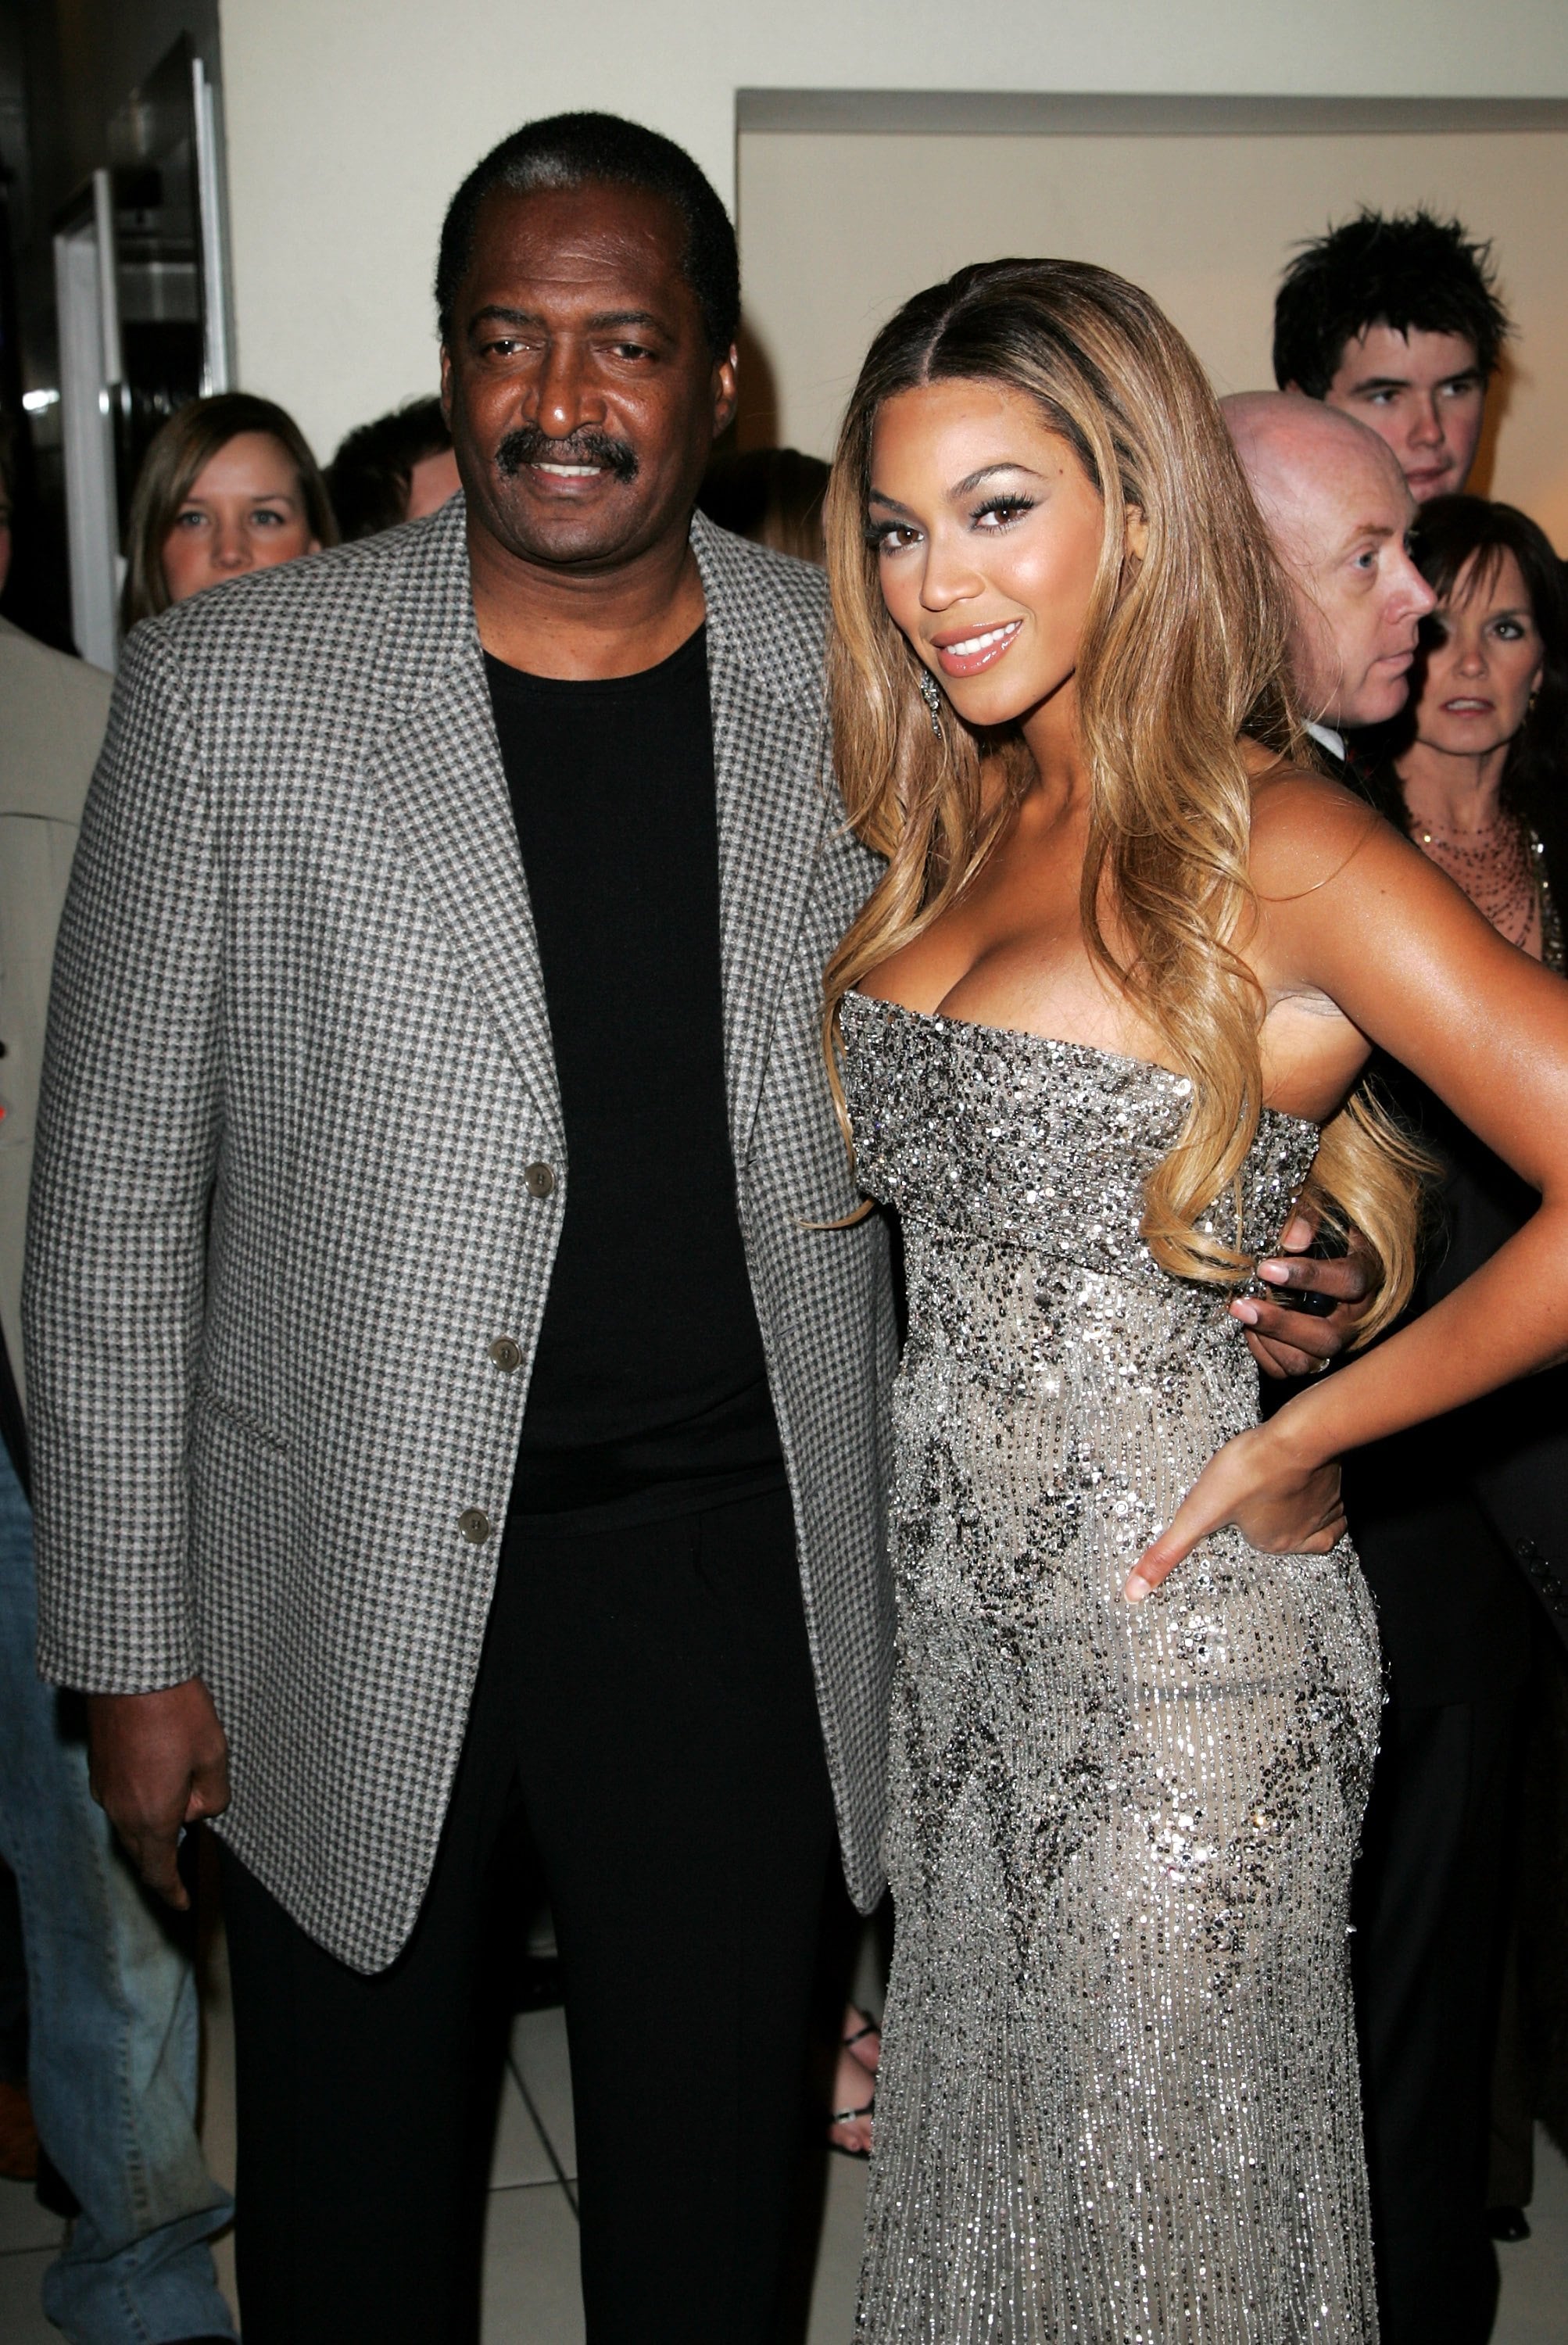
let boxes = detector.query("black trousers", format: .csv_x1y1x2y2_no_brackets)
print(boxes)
1353,1690,1523,2345
222,1488,837,2345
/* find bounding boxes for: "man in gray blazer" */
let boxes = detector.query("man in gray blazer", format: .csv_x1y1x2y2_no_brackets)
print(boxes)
29,113,890,2345
26,114,1361,2345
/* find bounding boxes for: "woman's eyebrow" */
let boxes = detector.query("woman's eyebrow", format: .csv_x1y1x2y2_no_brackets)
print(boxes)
950,462,1044,496
869,464,1047,513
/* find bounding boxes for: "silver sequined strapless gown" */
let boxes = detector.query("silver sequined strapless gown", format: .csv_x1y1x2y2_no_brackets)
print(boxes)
840,994,1381,2344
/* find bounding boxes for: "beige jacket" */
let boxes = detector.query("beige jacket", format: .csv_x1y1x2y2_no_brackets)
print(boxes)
0,615,111,1416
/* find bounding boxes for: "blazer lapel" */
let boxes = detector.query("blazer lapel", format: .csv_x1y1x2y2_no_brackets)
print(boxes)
366,523,562,1147
367,509,832,1163
695,517,831,1165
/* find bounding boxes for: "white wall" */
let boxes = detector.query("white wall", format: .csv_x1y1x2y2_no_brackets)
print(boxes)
217,0,1568,469
740,124,1568,546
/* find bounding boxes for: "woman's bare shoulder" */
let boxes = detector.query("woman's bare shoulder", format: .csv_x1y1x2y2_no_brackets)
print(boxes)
1246,759,1407,904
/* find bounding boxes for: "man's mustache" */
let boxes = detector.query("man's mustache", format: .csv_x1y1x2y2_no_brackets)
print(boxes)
495,427,639,484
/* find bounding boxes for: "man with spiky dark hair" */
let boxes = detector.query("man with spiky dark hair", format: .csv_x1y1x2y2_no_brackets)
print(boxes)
1274,207,1510,504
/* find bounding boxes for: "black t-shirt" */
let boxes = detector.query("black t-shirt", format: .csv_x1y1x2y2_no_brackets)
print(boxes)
485,625,784,1530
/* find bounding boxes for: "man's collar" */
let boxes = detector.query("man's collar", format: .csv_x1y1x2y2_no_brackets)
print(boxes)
1304,718,1347,764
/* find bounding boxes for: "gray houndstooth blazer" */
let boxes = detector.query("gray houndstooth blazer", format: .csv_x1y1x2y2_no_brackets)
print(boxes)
23,499,897,1972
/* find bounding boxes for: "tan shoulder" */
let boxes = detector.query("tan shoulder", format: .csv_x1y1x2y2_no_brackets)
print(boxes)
1246,761,1405,903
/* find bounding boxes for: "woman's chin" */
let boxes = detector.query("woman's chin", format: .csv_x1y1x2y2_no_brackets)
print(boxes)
945,674,1046,733
1416,721,1513,759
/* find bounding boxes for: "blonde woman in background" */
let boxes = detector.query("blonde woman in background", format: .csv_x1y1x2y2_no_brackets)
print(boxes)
823,258,1568,2340
120,391,335,633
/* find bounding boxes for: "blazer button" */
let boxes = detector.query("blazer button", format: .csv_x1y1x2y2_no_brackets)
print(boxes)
457,1507,492,1545
524,1160,557,1198
489,1336,522,1373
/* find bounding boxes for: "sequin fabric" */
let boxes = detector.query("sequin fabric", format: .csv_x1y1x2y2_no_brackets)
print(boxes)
841,993,1382,2344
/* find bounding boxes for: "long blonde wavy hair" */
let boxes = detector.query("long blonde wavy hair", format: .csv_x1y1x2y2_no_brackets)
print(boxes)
823,258,1425,1341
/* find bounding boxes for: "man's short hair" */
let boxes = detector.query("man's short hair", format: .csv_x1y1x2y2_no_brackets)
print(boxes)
1273,206,1509,396
327,396,452,540
435,112,740,358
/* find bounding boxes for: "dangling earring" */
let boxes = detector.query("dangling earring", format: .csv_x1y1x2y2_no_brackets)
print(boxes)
917,665,943,737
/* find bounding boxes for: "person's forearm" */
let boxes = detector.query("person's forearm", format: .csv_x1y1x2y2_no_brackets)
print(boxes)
1268,1202,1568,1470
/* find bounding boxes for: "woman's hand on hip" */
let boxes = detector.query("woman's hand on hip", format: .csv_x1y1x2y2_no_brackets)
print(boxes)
1124,1422,1345,1602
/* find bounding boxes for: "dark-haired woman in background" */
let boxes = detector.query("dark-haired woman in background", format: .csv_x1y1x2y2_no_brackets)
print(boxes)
1366,496,1566,953
120,392,336,633
1348,493,1568,2345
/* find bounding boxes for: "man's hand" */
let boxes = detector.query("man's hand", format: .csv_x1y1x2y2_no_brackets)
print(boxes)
1230,1214,1374,1379
86,1677,231,1910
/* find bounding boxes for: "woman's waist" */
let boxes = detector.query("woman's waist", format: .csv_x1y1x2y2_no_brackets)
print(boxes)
894,1340,1257,1485
901,1248,1255,1387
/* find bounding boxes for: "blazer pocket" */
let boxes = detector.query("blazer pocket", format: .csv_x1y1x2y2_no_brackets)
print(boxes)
192,1384,292,1457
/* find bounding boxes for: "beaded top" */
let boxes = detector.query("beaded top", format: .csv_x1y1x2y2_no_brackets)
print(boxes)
839,990,1321,1283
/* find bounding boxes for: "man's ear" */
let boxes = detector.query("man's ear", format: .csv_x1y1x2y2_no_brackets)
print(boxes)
439,346,453,428
713,343,739,439
1124,504,1150,566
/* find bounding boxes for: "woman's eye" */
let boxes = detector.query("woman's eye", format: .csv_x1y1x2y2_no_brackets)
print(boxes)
174,510,208,529
1491,619,1525,640
972,498,1035,531
869,524,918,554
251,508,287,528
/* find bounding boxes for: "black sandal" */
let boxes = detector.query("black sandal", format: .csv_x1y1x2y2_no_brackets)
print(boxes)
827,2088,875,2160
828,2008,882,2157
841,2010,881,2067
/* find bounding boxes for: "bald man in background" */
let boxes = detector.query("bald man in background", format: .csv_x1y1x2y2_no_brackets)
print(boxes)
1224,391,1434,769
1229,389,1530,2345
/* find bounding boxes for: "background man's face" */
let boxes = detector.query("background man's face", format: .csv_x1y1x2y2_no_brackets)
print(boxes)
1275,435,1436,729
405,447,461,520
1319,322,1487,503
442,181,736,575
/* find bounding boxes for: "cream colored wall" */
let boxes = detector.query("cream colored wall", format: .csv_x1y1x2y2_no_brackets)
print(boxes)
739,126,1568,546
217,0,1568,471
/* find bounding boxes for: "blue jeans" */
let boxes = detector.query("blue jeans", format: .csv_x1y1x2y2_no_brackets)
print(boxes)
0,1441,236,2342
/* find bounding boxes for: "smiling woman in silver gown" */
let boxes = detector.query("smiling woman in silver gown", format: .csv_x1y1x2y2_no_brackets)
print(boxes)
820,260,1568,2342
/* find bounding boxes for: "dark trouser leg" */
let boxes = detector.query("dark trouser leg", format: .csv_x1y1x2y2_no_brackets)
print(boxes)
1487,1910,1534,2211
1354,1692,1522,2345
221,1659,526,2345
502,1489,836,2345
0,1861,25,2089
